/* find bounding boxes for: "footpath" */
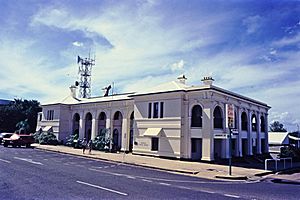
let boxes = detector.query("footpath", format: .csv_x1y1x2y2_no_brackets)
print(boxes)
32,144,300,183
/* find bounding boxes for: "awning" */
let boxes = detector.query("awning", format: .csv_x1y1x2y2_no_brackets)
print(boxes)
43,126,53,132
143,128,162,137
288,135,300,141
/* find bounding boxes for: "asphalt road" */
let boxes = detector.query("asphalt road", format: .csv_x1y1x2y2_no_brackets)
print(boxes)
0,146,299,200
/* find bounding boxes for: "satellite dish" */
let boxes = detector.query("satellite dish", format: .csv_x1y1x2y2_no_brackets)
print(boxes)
75,81,79,86
77,56,81,64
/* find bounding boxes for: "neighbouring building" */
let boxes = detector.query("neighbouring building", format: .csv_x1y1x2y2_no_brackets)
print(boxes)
36,75,270,161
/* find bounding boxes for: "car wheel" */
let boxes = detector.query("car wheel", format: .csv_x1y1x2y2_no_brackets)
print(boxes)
26,144,30,148
3,143,8,147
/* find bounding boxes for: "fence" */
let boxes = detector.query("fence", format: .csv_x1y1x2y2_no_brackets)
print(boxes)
265,157,293,171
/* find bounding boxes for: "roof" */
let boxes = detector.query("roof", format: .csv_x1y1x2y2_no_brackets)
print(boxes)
42,93,134,106
268,132,289,145
42,77,269,108
131,80,269,108
132,81,189,96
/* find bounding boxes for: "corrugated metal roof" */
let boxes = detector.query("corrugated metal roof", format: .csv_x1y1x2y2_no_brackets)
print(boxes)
268,132,289,145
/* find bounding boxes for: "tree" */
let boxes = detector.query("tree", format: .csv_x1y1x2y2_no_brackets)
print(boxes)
269,121,287,132
0,99,41,133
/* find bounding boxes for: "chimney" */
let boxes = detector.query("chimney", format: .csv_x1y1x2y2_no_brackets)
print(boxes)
177,74,187,84
69,85,77,98
201,76,214,86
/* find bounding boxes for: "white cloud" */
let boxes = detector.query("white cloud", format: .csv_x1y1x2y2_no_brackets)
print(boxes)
72,41,83,47
272,33,300,47
171,60,185,72
242,15,262,34
0,37,72,102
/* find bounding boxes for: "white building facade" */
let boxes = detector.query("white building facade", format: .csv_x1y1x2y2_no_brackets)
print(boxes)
37,76,270,161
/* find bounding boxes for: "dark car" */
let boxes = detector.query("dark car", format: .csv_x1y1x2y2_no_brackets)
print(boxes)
0,132,13,144
3,133,35,148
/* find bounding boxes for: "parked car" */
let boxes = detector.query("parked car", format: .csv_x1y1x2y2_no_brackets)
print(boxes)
3,133,35,148
0,132,13,144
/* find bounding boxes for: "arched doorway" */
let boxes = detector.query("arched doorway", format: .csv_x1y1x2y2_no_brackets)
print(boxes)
213,106,223,158
85,112,92,141
241,112,248,155
190,104,203,160
72,113,80,136
251,114,258,154
129,112,134,152
113,111,123,151
98,112,106,135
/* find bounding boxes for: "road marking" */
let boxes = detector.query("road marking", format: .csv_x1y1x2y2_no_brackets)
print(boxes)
76,181,128,196
159,182,171,186
0,158,11,163
142,179,153,183
14,157,43,165
200,190,215,194
177,186,191,190
126,176,136,179
224,194,240,198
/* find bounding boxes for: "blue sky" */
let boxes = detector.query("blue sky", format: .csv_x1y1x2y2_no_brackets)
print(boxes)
0,0,299,130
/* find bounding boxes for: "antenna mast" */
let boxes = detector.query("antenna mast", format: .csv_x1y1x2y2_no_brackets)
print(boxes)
77,54,95,98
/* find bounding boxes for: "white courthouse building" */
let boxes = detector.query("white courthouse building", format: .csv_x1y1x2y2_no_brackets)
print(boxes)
37,75,270,161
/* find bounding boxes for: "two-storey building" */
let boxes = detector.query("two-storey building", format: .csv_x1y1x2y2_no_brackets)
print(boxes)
37,75,270,161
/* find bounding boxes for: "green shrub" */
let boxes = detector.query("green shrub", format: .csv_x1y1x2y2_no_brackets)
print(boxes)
33,131,58,145
65,133,79,147
92,129,110,151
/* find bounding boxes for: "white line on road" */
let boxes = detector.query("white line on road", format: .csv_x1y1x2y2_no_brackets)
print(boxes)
142,179,153,183
0,158,11,163
177,186,192,190
14,157,43,165
159,182,171,186
224,194,240,198
76,181,128,196
126,176,136,179
200,190,215,194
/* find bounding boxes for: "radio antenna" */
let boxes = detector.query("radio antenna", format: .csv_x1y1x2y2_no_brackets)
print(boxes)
77,54,95,98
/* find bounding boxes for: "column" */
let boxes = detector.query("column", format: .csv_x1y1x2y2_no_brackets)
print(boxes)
236,106,242,157
79,112,85,139
121,114,128,152
181,98,190,159
106,110,112,150
201,101,214,161
91,113,98,140
256,112,262,154
247,109,253,155
264,113,269,153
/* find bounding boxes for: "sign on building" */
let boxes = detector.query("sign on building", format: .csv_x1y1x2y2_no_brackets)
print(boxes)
226,104,235,129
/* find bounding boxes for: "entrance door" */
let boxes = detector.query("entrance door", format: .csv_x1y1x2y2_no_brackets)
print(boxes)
113,129,119,151
191,138,202,160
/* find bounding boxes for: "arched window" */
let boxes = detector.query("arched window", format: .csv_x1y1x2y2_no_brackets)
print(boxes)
260,116,266,132
73,113,80,122
99,112,106,120
241,112,248,131
114,111,121,120
72,113,80,135
86,112,92,121
191,105,202,127
252,114,257,132
213,106,223,129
